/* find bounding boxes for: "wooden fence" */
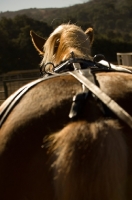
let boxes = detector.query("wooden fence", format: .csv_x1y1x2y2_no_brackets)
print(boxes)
0,70,40,105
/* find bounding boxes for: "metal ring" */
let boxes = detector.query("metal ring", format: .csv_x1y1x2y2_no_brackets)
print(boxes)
43,62,55,74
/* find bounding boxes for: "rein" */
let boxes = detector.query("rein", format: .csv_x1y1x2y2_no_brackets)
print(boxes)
1,57,132,129
0,74,61,127
70,67,132,129
51,58,132,129
42,56,132,76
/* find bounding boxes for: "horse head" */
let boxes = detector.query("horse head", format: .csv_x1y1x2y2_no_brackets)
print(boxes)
30,23,94,71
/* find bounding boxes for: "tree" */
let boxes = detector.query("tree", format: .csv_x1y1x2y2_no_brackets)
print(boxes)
0,15,53,73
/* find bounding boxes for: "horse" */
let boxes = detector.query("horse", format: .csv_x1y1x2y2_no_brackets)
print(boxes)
0,23,132,200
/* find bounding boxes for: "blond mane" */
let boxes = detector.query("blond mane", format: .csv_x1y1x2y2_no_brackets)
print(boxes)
30,23,94,71
42,24,93,66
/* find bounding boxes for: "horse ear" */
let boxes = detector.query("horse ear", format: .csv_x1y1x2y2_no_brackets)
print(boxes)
30,30,46,55
85,28,94,45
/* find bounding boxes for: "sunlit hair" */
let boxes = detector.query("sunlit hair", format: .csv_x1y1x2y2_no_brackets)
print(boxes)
41,23,93,67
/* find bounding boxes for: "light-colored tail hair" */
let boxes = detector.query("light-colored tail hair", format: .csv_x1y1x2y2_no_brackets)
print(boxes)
46,119,127,200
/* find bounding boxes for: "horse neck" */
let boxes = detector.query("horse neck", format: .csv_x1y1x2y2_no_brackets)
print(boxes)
54,47,91,65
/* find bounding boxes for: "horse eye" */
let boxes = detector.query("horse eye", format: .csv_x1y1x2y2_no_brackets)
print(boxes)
56,39,60,43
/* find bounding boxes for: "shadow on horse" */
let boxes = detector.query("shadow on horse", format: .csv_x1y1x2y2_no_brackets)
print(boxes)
0,23,132,200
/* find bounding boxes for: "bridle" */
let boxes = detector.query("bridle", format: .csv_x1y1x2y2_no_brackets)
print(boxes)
40,53,132,76
1,55,132,128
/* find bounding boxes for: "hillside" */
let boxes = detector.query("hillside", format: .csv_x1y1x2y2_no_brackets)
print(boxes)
0,0,132,40
0,7,60,22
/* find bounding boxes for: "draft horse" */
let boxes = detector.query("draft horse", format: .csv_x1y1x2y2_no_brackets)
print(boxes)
0,23,132,200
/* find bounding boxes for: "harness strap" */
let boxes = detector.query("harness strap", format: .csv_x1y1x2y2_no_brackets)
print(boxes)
69,68,95,119
1,61,132,129
69,92,89,119
69,68,132,129
0,75,60,127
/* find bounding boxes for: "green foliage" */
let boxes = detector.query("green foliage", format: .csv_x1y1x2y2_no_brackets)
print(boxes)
0,15,53,73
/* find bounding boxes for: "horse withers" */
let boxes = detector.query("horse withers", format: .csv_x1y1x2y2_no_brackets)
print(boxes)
0,23,132,200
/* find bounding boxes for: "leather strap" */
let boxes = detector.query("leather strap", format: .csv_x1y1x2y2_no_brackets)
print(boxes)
69,68,132,129
1,66,132,129
0,74,60,127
